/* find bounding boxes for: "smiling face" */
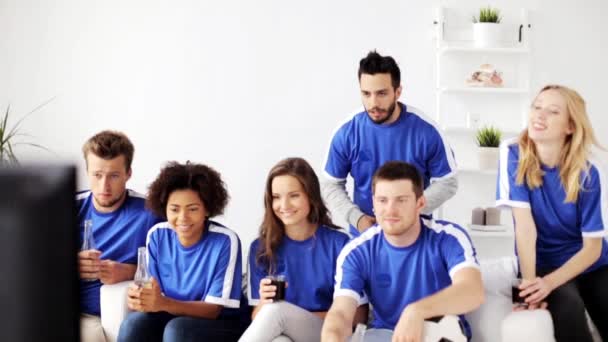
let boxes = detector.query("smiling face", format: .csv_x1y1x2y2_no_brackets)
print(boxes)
360,73,402,125
166,189,207,247
373,179,425,243
271,175,311,231
86,153,131,213
528,89,574,145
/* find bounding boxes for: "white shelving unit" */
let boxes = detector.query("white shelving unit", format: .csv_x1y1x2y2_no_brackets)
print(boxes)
433,6,531,259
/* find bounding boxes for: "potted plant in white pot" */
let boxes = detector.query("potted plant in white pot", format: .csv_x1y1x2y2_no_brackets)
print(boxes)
476,125,502,170
472,6,502,48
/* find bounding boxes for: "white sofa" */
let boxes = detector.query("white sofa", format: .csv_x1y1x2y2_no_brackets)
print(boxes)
99,257,600,342
100,281,132,342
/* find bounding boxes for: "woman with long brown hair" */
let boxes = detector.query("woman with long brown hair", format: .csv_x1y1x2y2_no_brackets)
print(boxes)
497,85,608,341
239,157,367,342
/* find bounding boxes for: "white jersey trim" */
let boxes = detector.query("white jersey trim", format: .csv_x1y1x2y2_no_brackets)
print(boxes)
76,191,91,200
334,225,382,301
582,230,608,238
76,189,145,201
205,295,240,308
145,222,240,306
407,105,458,176
496,199,530,209
448,261,480,279
496,138,522,208
209,223,240,304
145,221,173,247
334,289,362,303
423,218,479,273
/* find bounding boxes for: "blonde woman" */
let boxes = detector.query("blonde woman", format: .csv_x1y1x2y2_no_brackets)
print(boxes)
497,85,607,342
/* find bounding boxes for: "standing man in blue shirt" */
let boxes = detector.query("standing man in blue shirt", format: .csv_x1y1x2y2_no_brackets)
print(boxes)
78,130,161,342
321,161,483,342
323,51,458,237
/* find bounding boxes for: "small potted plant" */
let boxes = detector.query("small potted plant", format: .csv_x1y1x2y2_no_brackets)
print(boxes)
472,6,502,48
476,125,502,170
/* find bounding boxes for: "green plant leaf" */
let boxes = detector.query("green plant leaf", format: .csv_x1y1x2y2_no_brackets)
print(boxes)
0,100,53,166
476,125,502,147
474,6,501,23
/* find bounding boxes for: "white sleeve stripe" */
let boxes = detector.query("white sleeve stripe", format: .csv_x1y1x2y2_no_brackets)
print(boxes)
497,138,519,202
322,170,347,182
408,105,458,172
145,222,173,247
588,157,608,233
209,224,239,301
75,191,91,200
248,298,260,306
495,199,530,209
449,261,480,278
333,289,361,303
582,230,608,238
334,226,382,292
424,219,478,267
205,296,240,308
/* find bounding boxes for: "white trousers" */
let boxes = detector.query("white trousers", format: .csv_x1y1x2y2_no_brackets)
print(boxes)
238,301,323,342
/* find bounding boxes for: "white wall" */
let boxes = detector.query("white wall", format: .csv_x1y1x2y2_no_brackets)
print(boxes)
2,0,607,252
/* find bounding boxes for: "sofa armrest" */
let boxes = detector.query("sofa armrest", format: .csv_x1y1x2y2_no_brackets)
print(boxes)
100,281,133,342
466,257,517,342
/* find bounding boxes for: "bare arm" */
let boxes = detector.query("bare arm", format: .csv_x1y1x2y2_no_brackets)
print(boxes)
512,207,537,279
546,237,602,288
393,267,484,341
422,175,458,214
522,237,603,304
406,267,484,319
321,296,358,342
314,303,367,322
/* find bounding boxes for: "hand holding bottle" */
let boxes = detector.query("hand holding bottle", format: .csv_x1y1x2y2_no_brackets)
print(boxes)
78,249,101,280
127,278,164,312
79,219,101,281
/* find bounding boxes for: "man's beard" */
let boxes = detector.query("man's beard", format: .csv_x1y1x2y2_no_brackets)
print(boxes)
367,101,398,125
94,190,126,209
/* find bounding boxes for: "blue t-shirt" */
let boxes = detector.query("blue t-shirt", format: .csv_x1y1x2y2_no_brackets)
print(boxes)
247,226,353,312
146,220,242,309
324,103,457,236
496,139,608,272
334,219,478,337
77,190,161,315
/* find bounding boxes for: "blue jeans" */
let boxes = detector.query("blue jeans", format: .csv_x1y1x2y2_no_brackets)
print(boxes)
118,311,248,342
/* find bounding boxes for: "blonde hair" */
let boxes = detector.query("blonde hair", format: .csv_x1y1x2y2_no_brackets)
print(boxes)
516,85,601,202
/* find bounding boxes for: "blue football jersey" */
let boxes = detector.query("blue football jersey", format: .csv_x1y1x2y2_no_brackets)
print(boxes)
147,220,242,308
496,139,608,272
247,226,352,311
